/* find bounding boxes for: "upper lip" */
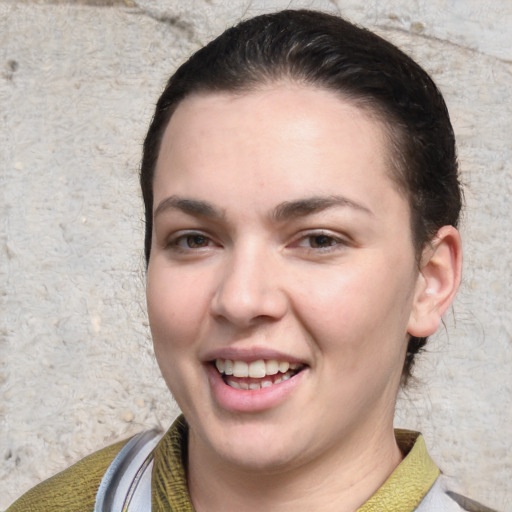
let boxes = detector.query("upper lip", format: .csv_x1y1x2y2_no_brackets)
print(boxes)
202,346,307,365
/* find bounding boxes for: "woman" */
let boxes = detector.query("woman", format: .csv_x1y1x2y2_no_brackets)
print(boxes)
7,9,493,512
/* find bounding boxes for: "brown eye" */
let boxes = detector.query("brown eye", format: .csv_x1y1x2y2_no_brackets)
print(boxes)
169,232,213,251
185,234,209,248
308,234,338,248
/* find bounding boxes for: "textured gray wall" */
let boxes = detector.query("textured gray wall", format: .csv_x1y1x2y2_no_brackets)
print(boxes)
1,1,511,510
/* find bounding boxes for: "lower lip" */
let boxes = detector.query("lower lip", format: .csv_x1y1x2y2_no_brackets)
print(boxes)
206,365,307,413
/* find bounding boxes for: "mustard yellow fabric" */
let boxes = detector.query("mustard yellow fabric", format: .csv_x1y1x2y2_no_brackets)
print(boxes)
7,417,439,512
153,415,194,512
6,438,129,512
356,429,440,512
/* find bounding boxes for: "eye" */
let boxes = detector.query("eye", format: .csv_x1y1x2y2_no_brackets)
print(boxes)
293,231,346,250
307,234,339,249
168,232,214,250
182,234,210,248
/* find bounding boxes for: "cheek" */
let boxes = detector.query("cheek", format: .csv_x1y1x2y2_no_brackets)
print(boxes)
146,263,209,354
147,281,179,348
291,258,415,355
146,267,207,401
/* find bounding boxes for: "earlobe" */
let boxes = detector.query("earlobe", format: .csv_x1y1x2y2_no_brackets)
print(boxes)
408,225,463,338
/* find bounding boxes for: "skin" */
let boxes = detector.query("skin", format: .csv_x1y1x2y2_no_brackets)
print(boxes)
146,84,462,512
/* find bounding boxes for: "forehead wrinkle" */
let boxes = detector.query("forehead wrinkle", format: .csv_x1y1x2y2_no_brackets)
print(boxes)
154,195,226,220
272,195,374,222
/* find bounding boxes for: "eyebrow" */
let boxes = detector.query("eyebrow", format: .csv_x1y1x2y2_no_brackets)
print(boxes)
272,195,374,222
153,194,373,222
154,196,225,220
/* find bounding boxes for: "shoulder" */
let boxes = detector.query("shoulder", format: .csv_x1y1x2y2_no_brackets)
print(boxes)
6,437,130,512
392,431,496,512
417,475,498,512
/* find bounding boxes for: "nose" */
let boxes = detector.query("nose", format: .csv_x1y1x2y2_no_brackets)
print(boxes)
210,242,288,328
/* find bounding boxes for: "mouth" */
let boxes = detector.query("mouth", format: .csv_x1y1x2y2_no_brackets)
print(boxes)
213,358,306,390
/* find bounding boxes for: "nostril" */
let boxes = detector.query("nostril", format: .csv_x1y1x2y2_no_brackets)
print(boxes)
210,258,288,327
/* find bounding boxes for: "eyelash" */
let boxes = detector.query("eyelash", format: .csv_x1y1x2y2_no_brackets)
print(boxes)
166,231,216,252
164,230,349,255
292,231,349,252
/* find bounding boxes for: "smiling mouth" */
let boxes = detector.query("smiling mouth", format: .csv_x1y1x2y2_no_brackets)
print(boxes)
214,359,306,390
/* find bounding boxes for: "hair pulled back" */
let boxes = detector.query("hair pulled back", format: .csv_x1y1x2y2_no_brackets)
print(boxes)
140,9,462,383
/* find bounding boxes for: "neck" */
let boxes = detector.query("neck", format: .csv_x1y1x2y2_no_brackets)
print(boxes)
187,423,403,512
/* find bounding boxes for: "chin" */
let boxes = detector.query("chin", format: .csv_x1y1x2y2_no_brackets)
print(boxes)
192,413,308,473
218,439,303,473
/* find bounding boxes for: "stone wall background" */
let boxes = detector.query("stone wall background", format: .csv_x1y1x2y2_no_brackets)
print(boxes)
0,0,510,510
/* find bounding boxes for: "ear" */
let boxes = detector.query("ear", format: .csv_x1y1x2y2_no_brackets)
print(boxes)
408,225,462,338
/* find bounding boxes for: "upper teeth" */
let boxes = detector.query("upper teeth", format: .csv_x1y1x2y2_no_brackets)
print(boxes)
215,359,301,378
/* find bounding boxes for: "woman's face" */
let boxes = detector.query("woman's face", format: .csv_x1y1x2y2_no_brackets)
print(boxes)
147,85,423,471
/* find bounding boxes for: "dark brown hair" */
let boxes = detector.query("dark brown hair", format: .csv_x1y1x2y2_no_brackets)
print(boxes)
140,9,462,382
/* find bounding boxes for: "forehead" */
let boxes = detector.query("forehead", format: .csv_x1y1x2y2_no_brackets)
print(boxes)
154,85,404,218
162,84,388,146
